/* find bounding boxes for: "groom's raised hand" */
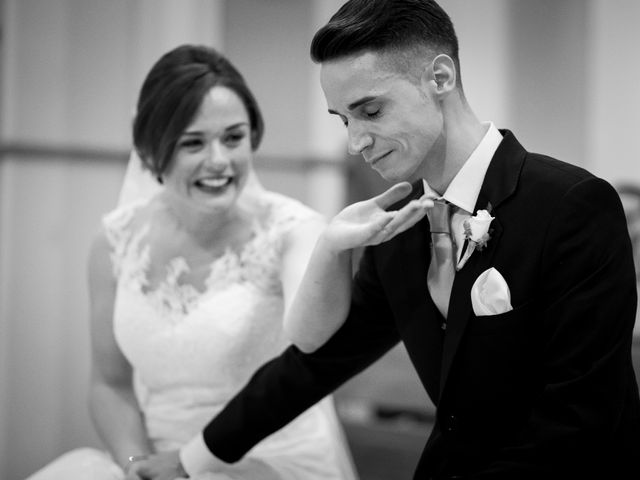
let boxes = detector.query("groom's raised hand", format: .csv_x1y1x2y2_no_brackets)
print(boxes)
324,181,433,251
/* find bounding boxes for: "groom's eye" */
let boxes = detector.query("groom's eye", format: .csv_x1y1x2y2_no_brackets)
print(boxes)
362,105,381,119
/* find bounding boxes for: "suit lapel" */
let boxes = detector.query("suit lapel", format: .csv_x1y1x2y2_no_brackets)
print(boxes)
438,130,527,398
384,180,443,324
439,210,502,397
388,214,444,324
379,181,448,400
381,180,445,339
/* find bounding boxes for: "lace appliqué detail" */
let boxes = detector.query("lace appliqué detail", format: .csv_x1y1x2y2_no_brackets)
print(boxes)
102,200,144,278
102,192,319,324
147,257,200,319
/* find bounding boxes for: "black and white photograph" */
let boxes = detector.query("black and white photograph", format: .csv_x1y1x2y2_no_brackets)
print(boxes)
1,1,639,479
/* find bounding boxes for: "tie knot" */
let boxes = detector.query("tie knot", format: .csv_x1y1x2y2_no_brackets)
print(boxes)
428,200,451,234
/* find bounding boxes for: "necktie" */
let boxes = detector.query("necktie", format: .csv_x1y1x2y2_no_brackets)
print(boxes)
427,200,456,323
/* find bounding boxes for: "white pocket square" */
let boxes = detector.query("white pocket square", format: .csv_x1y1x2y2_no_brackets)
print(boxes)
470,267,513,316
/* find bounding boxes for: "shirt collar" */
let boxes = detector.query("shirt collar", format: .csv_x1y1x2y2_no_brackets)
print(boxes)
423,122,502,214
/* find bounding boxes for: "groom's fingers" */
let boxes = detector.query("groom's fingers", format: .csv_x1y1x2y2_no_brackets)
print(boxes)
372,182,413,209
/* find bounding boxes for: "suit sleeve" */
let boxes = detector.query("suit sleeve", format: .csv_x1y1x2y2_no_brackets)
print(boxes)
201,245,402,463
480,177,639,477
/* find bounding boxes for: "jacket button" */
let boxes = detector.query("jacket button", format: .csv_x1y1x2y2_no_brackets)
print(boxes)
445,414,458,432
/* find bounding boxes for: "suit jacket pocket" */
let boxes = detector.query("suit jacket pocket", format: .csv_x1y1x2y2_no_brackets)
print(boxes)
465,300,537,336
448,300,541,429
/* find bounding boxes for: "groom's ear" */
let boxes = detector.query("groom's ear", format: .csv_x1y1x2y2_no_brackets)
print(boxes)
422,54,456,96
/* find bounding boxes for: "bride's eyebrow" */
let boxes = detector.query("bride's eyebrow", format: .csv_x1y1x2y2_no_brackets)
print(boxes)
180,127,205,136
224,122,250,131
181,122,249,136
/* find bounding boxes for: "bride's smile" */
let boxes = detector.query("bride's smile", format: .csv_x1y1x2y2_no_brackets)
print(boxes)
163,86,253,213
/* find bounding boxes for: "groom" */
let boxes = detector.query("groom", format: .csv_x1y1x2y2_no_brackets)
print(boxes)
138,0,640,478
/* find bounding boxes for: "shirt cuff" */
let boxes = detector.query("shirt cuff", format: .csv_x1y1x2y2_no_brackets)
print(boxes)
179,432,226,476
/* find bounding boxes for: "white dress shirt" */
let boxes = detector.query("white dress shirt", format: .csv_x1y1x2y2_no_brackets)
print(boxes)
424,122,503,269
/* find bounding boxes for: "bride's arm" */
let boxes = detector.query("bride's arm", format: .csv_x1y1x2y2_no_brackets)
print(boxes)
282,221,352,353
280,215,352,353
282,183,432,353
87,231,152,470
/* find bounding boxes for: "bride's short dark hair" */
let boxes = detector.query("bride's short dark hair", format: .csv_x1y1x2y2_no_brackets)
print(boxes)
133,44,264,178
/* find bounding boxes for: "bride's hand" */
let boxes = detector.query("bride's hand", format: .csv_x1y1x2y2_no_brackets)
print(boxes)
323,182,433,252
124,471,144,480
124,457,149,480
131,450,188,480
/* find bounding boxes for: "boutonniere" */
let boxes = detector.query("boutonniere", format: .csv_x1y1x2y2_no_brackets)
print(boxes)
456,205,494,271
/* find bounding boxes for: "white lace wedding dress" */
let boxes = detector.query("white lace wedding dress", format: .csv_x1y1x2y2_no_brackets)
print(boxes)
27,190,357,480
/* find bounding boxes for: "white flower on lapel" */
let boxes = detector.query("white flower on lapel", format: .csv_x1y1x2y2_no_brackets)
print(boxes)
456,208,494,271
464,209,494,250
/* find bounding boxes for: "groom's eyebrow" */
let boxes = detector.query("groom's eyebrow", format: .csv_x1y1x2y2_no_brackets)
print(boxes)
347,96,376,111
328,96,377,115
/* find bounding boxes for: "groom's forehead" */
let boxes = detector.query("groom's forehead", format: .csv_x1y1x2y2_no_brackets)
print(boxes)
320,54,398,106
320,51,386,81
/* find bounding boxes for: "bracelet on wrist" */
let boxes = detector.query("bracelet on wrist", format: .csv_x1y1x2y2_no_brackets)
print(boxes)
124,454,148,473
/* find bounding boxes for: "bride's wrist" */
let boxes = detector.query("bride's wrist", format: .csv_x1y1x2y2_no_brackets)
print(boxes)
124,454,148,474
317,231,353,259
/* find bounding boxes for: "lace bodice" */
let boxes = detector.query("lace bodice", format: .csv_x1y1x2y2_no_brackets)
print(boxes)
26,191,356,480
102,192,327,450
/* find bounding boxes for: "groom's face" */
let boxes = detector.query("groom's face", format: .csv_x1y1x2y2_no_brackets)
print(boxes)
320,50,445,183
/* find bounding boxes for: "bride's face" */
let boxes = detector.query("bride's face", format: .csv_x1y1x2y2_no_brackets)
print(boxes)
163,86,253,214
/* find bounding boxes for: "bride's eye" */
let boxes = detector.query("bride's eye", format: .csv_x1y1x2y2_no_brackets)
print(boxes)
178,138,204,151
223,130,246,147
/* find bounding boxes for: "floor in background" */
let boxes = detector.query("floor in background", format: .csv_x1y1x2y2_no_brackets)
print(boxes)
334,343,435,479
342,419,432,480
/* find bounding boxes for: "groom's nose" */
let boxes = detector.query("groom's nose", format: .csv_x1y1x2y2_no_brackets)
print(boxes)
347,122,373,155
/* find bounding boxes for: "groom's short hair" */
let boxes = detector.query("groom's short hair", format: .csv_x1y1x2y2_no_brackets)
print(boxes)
310,0,462,87
132,44,264,178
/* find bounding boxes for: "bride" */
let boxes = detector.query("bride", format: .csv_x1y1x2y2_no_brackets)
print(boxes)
26,44,357,480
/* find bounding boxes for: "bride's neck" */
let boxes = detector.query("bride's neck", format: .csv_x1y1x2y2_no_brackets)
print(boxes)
159,183,264,247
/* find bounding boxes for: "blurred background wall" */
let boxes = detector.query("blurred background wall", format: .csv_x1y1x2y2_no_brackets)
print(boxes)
1,1,639,478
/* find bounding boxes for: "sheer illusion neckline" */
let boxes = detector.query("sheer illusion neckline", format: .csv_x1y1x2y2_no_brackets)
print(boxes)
104,191,318,321
142,220,262,290
108,199,278,318
133,219,268,313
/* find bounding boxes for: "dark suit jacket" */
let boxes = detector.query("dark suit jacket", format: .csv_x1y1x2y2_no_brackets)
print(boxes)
202,131,640,479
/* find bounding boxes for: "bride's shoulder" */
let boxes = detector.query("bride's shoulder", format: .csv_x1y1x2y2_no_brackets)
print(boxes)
259,191,324,227
252,192,326,255
102,197,155,232
99,197,157,253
